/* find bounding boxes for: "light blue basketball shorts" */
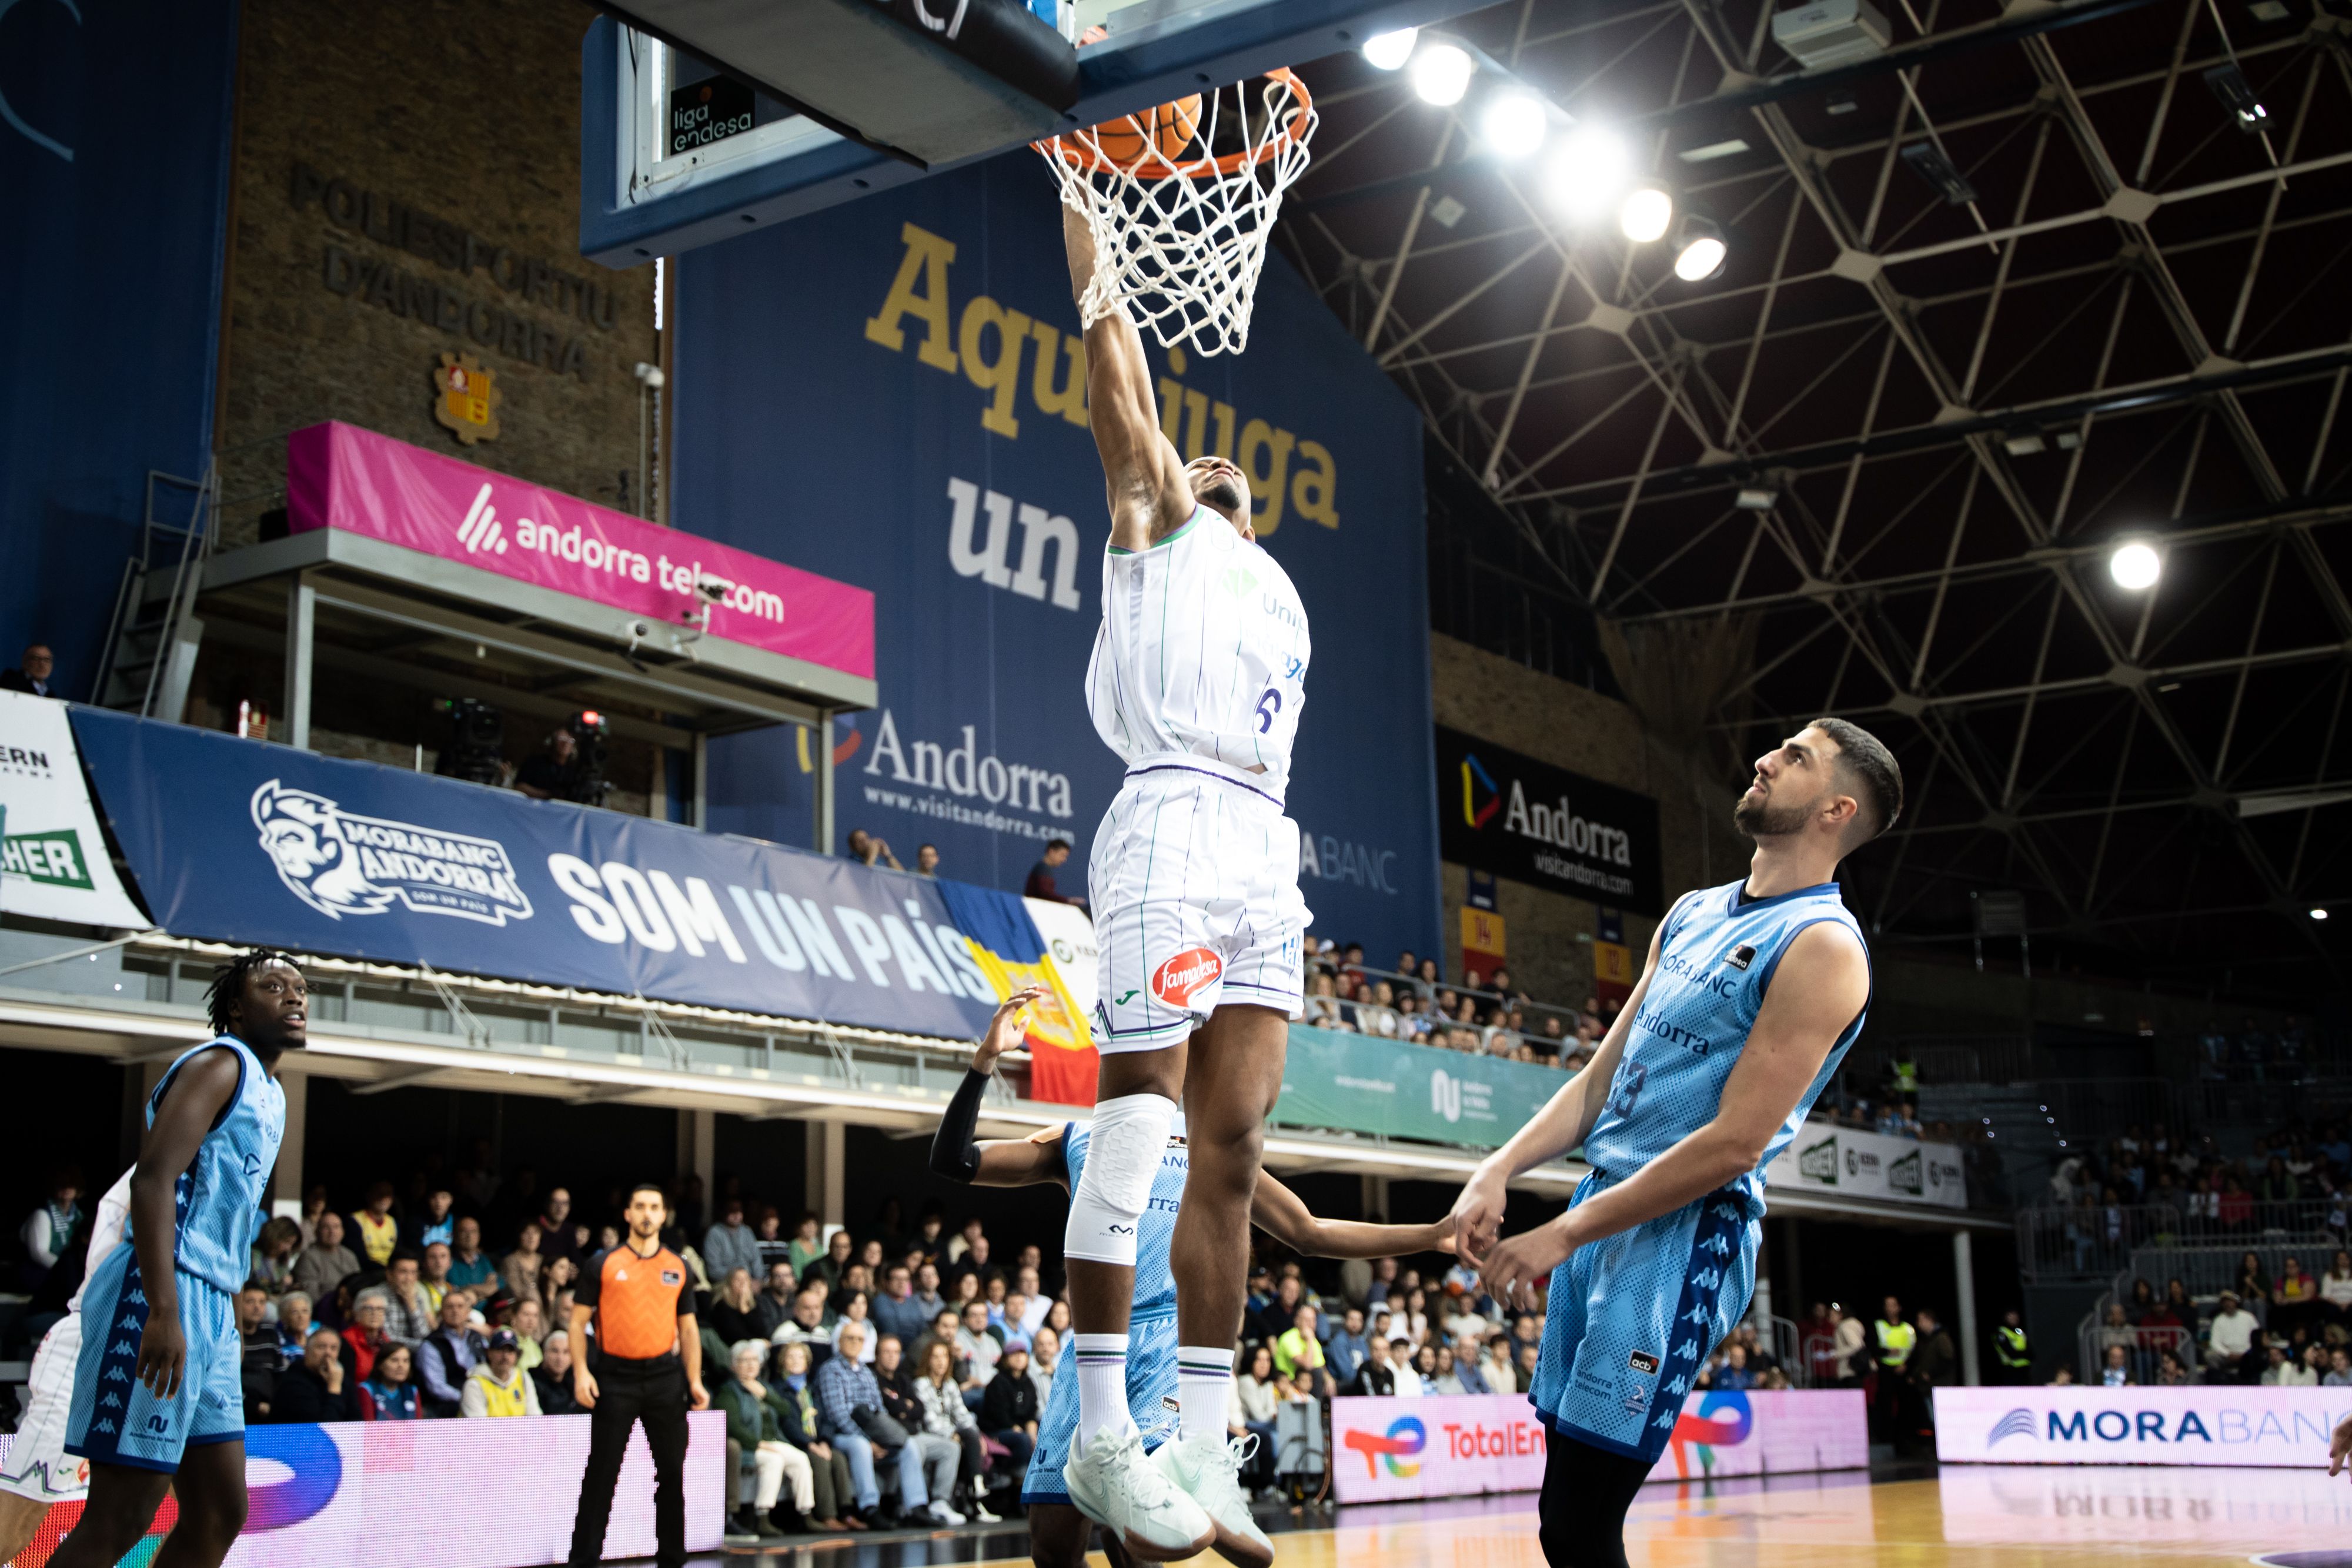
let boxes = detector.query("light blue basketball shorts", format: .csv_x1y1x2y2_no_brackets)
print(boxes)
64,1243,245,1474
1025,1308,1181,1502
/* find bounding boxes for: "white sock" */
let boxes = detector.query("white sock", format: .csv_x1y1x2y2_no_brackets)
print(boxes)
1178,1346,1234,1445
1075,1333,1135,1447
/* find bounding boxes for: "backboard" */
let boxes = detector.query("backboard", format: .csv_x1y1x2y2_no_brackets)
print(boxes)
580,0,1493,268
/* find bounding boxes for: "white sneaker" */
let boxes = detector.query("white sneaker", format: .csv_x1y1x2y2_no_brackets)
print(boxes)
924,1501,966,1526
1155,1433,1275,1568
1065,1428,1217,1561
971,1499,1004,1523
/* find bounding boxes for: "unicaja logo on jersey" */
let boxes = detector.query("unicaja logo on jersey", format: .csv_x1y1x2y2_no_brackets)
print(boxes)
1150,947,1222,1007
252,780,534,927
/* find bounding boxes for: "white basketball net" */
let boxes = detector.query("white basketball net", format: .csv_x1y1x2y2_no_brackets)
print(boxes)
1034,70,1316,359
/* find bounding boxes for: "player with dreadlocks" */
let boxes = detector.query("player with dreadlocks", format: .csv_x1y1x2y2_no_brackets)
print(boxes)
48,951,306,1568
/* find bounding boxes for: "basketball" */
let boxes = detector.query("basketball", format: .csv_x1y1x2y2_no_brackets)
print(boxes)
1088,94,1202,168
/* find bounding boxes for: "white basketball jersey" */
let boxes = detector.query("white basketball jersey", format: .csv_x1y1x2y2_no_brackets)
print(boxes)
65,1171,133,1318
1085,506,1312,802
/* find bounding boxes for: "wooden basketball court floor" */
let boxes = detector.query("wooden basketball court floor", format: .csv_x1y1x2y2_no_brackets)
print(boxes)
941,1467,2352,1568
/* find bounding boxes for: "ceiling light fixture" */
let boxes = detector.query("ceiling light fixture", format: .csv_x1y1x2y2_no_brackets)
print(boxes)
1734,487,1778,511
1410,42,1474,106
1479,91,1549,158
1362,27,1419,71
1618,186,1674,243
2202,62,2269,132
1900,139,1979,205
1678,139,1750,162
2312,907,2331,921
1672,216,1728,282
1546,125,1632,221
2109,540,2161,590
2002,428,2046,456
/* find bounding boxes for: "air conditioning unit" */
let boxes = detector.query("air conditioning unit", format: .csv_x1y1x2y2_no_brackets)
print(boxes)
1772,0,1892,70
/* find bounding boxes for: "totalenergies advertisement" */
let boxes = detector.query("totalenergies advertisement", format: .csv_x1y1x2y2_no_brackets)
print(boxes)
0,1413,724,1568
1330,1390,1867,1502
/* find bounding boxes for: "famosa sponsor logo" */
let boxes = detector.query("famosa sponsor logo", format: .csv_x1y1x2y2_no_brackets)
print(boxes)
252,781,533,926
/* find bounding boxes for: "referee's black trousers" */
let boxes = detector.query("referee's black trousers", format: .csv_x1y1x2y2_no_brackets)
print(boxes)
568,1353,690,1568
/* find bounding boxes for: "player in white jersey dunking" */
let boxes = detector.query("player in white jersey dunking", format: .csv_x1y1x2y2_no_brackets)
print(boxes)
1055,199,1314,1561
0,1169,133,1564
49,951,305,1568
930,991,1449,1568
1446,719,1901,1568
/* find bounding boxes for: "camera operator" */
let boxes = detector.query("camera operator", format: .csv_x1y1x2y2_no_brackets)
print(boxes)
516,727,589,803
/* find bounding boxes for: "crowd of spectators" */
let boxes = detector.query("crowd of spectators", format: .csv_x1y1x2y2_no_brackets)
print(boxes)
2069,1247,2352,1388
174,1151,1608,1539
1297,938,1615,1070
2038,1117,2352,1254
2198,1017,2325,1084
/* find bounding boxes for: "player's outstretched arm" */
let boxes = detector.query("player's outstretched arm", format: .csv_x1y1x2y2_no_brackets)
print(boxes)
1445,916,1670,1265
1251,1173,1456,1261
1062,199,1191,551
929,987,1071,1187
1478,921,1869,1312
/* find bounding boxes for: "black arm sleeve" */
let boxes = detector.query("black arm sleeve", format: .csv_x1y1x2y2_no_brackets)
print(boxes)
929,1070,988,1183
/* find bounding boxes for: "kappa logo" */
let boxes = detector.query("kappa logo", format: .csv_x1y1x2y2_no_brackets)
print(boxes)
1798,1135,1838,1184
252,780,533,927
1150,947,1223,1007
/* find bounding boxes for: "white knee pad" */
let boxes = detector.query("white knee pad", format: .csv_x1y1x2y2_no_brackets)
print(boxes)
1064,1091,1178,1266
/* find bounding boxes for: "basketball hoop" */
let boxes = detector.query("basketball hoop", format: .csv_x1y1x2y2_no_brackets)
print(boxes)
1035,69,1316,359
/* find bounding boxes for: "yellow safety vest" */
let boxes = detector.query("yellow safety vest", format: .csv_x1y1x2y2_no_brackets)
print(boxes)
470,1366,532,1417
1875,1319,1915,1368
1994,1325,2031,1368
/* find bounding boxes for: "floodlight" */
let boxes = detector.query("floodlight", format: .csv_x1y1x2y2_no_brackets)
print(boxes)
1411,42,1474,106
2313,907,2331,921
1619,186,1673,243
1362,27,1419,71
1672,216,1727,281
1734,487,1778,511
1546,125,1631,220
2109,541,2161,590
1900,139,1977,205
2001,428,2046,456
1480,91,1548,158
2202,63,2268,132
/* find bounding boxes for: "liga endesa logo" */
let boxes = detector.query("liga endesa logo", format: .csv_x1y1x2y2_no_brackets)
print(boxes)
1342,1415,1426,1477
1150,946,1224,1007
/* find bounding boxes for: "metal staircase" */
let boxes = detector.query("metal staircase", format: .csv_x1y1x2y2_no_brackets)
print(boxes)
91,467,217,719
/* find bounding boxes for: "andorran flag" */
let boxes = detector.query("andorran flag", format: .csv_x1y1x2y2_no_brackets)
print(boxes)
936,880,1099,1107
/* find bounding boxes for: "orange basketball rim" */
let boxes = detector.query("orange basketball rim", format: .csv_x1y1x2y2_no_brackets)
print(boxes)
1043,68,1314,180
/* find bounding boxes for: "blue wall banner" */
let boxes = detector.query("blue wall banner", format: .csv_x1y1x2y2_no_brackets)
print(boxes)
0,0,241,693
71,709,1005,1039
675,159,1441,965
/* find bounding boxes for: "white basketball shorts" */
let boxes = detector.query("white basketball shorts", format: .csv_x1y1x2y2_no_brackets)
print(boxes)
0,1312,89,1503
1088,755,1310,1054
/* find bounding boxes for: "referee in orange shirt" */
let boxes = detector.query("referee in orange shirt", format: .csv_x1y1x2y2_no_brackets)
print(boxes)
566,1183,709,1568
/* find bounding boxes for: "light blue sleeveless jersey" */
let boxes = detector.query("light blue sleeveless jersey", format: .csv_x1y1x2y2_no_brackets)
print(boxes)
1582,879,1869,1218
133,1037,287,1295
1060,1121,1185,1319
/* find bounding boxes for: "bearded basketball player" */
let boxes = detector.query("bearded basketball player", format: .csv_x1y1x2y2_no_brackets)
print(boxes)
1448,719,1901,1568
1053,197,1312,1562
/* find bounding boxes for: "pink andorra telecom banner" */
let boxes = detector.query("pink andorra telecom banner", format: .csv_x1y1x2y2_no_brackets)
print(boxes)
0,1413,725,1568
1330,1390,1868,1502
286,420,874,678
1934,1386,2352,1467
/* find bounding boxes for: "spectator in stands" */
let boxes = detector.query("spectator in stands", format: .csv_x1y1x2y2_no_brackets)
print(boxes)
707,1268,766,1347
536,1186,581,1268
914,844,941,876
342,1293,393,1381
352,1182,400,1266
2274,1255,2320,1336
753,1262,799,1339
774,1284,836,1374
1235,1345,1281,1462
876,1333,964,1523
359,1342,422,1420
979,1342,1039,1477
404,1186,458,1251
2324,1250,2352,1330
704,1197,761,1285
770,1341,854,1531
238,1285,284,1420
1274,1305,1327,1393
910,1261,947,1324
814,1319,938,1528
871,1263,929,1348
417,1289,487,1416
1326,1307,1368,1390
1,643,56,697
846,828,904,871
294,1211,358,1308
1452,1325,1494,1395
509,1297,548,1369
914,1339,995,1523
1301,973,1348,1031
810,1226,855,1292
2152,1349,2193,1386
462,1328,540,1417
721,1339,810,1539
1349,1334,1397,1396
448,1217,498,1294
1023,838,1084,908
2205,1290,2259,1375
540,1255,578,1322
1409,1344,1441,1392
1483,1336,1520,1395
786,1213,826,1277
266,1326,356,1422
956,1300,1002,1401
500,1221,546,1305
831,1291,877,1365
249,1216,302,1301
2326,1347,2352,1388
533,1328,582,1415
2262,1343,2316,1386
418,1242,456,1316
1515,1342,1539,1392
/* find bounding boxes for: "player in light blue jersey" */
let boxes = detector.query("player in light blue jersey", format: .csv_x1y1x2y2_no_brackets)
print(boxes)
52,951,306,1568
1447,719,1900,1568
931,990,1449,1568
